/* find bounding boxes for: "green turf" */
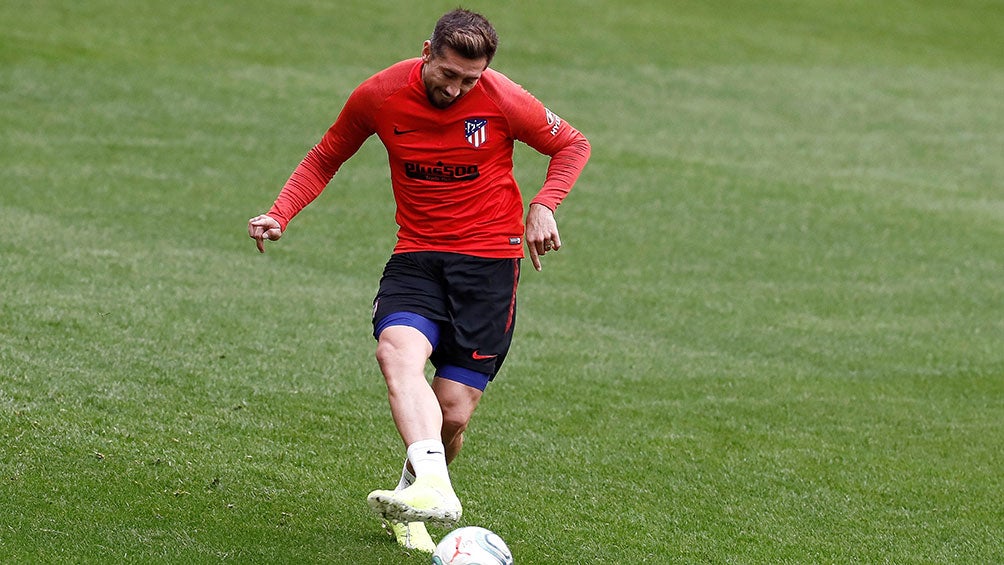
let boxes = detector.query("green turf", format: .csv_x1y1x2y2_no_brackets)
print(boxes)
2,0,1003,562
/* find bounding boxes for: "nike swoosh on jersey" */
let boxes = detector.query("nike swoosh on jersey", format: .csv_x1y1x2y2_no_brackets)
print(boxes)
393,126,418,135
471,351,498,360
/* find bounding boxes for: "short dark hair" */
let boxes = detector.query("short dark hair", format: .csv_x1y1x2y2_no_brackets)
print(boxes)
429,9,499,65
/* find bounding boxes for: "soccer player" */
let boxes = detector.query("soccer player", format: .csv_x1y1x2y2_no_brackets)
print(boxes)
248,8,589,553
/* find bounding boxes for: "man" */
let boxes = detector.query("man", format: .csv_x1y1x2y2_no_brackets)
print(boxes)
248,8,589,553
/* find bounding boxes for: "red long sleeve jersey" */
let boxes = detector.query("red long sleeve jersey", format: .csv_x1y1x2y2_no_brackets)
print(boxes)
267,58,591,259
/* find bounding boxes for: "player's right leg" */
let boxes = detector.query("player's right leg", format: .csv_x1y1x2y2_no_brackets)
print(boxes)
369,472,460,526
382,376,478,554
373,373,481,529
367,319,461,526
367,254,463,526
374,324,441,447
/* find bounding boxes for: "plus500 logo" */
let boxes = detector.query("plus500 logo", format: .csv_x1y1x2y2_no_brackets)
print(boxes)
404,161,480,182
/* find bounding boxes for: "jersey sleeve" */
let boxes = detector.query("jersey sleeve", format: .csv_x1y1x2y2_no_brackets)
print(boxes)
489,74,591,211
266,83,379,230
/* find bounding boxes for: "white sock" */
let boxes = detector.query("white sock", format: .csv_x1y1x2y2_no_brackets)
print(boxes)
406,439,450,481
395,460,416,491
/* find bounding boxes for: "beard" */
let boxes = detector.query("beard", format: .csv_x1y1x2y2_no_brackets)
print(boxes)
425,84,458,109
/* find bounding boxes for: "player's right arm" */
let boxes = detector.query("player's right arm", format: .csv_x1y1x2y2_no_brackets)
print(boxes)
249,80,380,252
247,214,282,253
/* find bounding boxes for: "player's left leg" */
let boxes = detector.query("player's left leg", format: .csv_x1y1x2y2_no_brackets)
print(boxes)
432,375,484,464
427,255,517,465
381,461,436,553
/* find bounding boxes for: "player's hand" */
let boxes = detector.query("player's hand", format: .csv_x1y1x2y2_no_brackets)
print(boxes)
525,203,561,272
247,214,282,253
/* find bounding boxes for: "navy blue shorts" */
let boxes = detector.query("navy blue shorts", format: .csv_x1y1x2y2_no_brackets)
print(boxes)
372,252,521,388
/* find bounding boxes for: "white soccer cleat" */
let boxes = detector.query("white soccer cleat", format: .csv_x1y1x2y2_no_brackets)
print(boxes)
367,474,462,527
384,519,437,553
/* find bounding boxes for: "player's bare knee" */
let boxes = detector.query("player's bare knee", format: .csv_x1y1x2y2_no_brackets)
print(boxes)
441,407,470,436
375,338,412,372
375,343,414,391
442,404,473,444
374,340,394,369
375,326,433,373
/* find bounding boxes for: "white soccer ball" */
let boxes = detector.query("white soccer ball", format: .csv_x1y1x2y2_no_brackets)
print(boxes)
431,526,513,565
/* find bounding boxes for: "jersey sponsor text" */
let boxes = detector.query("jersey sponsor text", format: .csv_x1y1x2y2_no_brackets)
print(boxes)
404,161,481,182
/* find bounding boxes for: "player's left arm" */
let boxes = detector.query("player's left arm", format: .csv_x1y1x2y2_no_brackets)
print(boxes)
500,81,591,270
525,114,590,270
523,113,591,213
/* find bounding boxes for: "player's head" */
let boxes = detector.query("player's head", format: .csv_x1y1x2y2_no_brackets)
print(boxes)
421,9,498,109
429,9,498,65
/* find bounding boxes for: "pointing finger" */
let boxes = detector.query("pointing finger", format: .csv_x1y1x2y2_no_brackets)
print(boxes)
529,244,542,271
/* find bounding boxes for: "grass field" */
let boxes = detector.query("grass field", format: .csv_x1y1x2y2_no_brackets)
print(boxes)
2,0,1003,562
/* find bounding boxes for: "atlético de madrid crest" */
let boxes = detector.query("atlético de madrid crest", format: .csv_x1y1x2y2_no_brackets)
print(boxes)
465,118,488,148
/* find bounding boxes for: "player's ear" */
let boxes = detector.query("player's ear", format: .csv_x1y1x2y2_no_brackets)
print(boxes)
421,41,432,62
